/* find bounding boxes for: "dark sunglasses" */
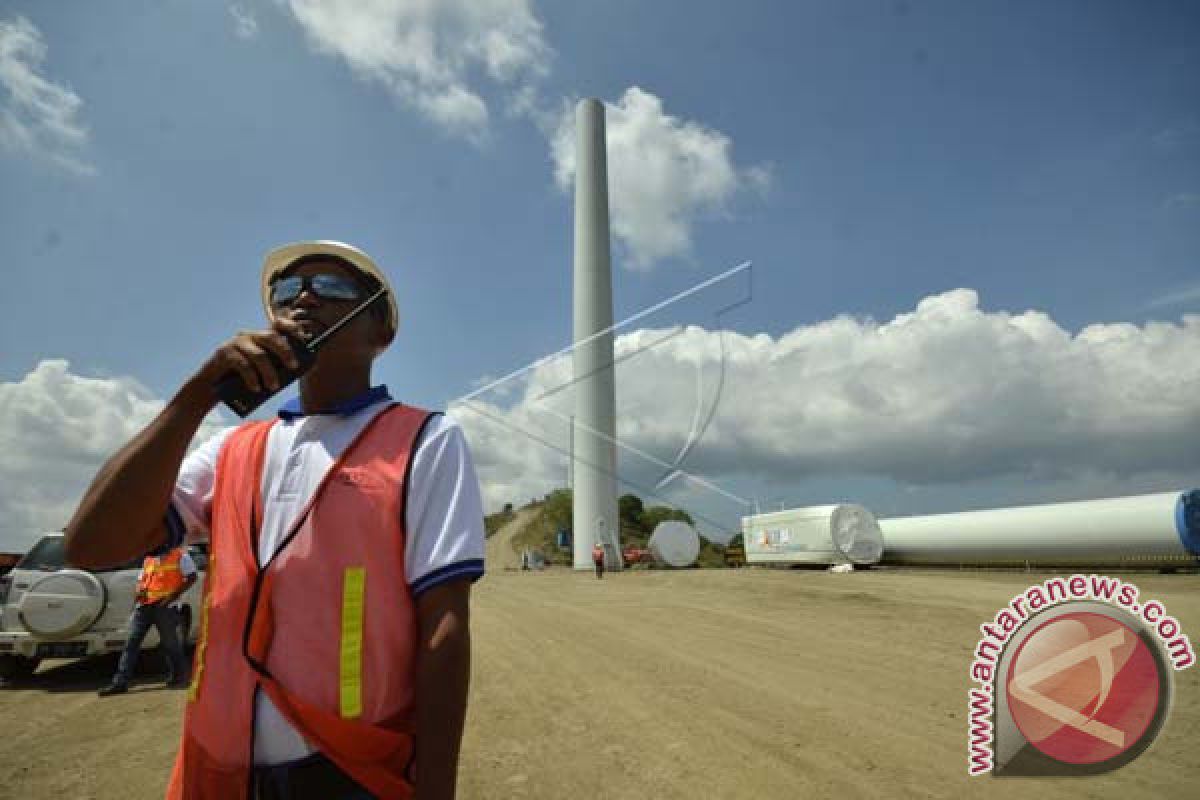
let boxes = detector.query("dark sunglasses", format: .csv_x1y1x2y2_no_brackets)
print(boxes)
270,274,362,307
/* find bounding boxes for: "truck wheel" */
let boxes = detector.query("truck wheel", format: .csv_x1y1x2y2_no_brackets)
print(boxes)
0,654,41,682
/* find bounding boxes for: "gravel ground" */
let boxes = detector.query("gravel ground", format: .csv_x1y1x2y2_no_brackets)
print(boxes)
1,568,1197,799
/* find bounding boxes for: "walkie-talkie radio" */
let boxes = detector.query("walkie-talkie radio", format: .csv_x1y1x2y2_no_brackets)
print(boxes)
215,286,389,417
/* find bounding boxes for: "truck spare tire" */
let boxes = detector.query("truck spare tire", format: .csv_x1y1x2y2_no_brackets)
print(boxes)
16,569,107,639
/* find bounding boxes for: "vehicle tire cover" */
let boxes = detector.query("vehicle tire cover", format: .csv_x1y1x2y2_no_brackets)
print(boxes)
17,570,106,638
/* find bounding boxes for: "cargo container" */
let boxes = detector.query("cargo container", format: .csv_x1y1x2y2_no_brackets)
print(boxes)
741,504,884,566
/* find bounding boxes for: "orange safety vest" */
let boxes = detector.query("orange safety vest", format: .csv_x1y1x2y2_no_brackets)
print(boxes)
167,403,433,800
136,548,186,605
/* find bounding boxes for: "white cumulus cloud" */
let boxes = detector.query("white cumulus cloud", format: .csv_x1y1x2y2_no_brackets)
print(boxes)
0,15,94,175
276,9,764,264
551,87,771,271
0,361,231,551
1144,280,1200,311
11,292,1196,548
230,3,260,40
281,0,551,141
456,289,1200,519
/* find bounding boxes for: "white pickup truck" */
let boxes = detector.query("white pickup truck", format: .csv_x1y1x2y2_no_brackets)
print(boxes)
0,533,206,682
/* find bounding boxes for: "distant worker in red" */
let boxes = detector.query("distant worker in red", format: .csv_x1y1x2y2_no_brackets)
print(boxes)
98,543,197,696
592,541,605,579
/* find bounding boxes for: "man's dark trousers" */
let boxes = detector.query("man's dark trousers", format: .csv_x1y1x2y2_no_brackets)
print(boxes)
112,603,188,687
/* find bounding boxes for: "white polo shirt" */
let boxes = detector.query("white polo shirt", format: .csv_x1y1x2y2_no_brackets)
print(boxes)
166,386,486,765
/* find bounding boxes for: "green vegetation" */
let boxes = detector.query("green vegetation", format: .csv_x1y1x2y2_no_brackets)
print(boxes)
483,504,515,538
512,488,572,565
695,539,729,568
722,532,747,567
499,488,732,567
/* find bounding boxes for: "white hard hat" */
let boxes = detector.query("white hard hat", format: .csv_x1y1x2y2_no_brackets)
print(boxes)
261,240,399,346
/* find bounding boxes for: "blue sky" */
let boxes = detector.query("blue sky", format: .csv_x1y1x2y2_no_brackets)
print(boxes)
1,1,1198,547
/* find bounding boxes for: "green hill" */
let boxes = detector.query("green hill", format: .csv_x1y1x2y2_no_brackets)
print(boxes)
484,489,730,567
484,505,515,538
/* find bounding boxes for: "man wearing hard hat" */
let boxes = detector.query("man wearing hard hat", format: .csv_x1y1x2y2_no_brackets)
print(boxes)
97,541,197,696
65,241,485,800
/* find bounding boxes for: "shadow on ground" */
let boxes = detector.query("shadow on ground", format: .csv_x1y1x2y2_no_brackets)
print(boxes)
0,649,184,694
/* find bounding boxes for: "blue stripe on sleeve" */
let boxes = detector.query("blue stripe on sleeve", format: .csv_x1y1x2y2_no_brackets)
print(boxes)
410,558,485,597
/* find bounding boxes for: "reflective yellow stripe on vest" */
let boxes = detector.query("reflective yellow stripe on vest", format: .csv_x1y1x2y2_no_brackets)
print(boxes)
188,553,214,703
339,567,366,719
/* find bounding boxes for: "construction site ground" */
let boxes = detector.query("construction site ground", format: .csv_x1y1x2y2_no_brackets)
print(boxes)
1,566,1197,799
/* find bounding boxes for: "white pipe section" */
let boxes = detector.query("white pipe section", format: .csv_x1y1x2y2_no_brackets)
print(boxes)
648,521,701,568
880,490,1200,567
571,98,620,571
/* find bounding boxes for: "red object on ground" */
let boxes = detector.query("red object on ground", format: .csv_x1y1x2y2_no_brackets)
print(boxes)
622,547,653,565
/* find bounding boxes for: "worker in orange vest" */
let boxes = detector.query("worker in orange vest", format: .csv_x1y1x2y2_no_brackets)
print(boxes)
592,541,605,579
66,241,485,800
98,544,197,696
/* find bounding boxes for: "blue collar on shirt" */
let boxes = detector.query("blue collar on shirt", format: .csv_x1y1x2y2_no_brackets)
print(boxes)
277,385,392,420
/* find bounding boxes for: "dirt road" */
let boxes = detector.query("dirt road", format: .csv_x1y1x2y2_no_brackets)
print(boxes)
2,568,1197,798
485,508,540,571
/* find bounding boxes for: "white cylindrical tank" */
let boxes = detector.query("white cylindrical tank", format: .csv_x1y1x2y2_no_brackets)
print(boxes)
649,521,701,567
742,504,884,566
880,490,1200,567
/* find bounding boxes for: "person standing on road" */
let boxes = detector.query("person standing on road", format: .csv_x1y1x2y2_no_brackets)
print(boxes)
98,543,197,696
592,542,605,579
65,240,486,800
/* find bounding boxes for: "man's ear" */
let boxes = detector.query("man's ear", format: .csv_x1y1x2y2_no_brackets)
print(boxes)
370,315,392,351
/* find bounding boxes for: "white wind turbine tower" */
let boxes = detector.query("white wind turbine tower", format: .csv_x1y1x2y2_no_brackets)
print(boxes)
571,98,621,571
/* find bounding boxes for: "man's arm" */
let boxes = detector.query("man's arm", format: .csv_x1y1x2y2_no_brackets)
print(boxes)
64,320,304,569
414,579,472,800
